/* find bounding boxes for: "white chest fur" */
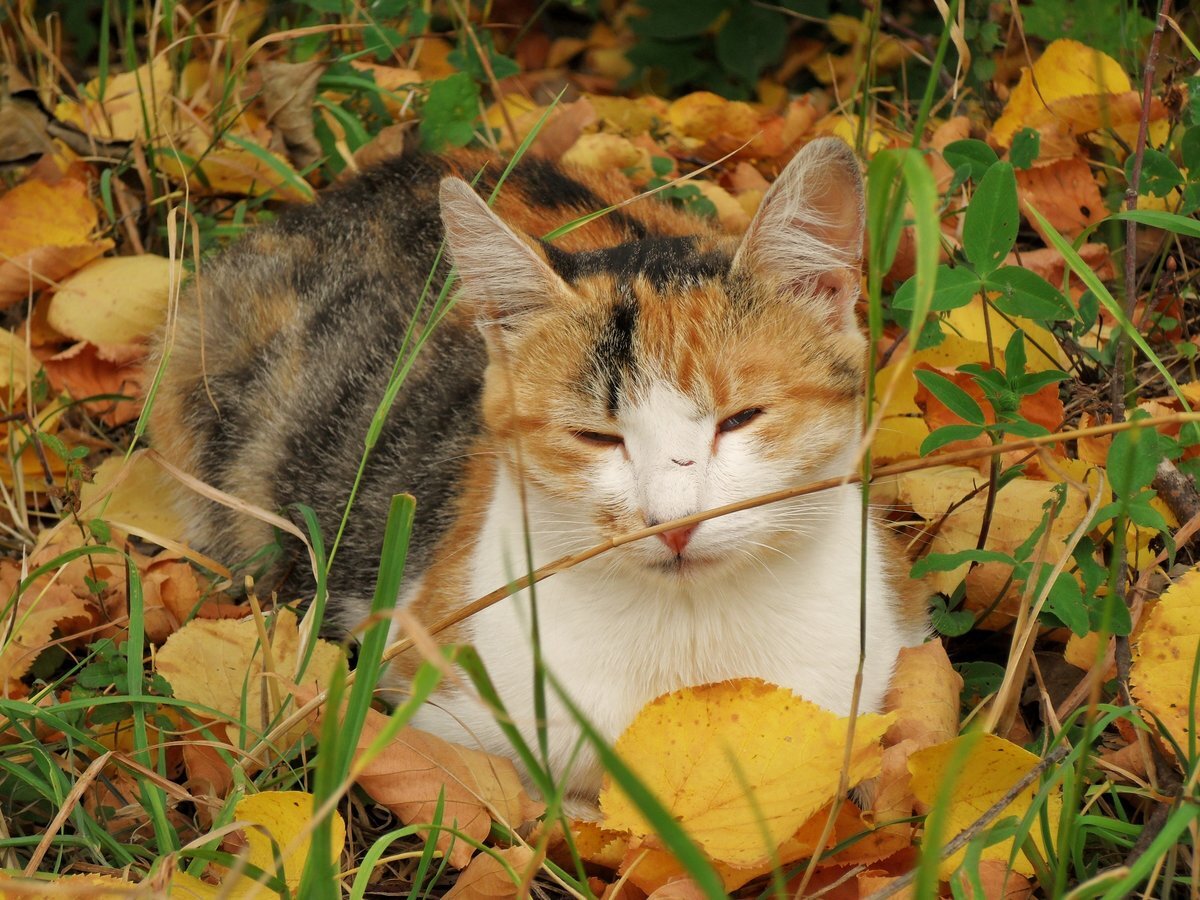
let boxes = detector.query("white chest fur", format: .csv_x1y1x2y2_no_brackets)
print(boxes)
407,469,924,799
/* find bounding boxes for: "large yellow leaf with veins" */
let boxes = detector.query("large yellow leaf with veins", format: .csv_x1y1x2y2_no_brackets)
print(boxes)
599,678,892,868
1131,566,1200,750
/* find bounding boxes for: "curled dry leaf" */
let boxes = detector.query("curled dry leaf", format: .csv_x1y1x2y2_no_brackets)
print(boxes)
0,175,112,307
1130,565,1200,753
46,254,179,346
260,60,326,170
908,733,1061,878
156,607,344,748
300,690,544,869
444,845,536,899
600,678,892,869
884,640,962,751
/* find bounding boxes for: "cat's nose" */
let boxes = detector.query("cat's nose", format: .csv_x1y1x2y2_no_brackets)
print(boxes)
656,524,697,555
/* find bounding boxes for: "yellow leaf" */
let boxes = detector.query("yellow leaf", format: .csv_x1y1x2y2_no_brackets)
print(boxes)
908,733,1060,877
599,678,892,868
562,133,652,182
993,39,1130,146
155,608,344,746
47,255,180,346
0,177,112,306
0,873,138,898
236,791,346,892
0,327,38,393
79,451,187,541
1131,565,1200,749
943,298,1069,371
54,56,176,142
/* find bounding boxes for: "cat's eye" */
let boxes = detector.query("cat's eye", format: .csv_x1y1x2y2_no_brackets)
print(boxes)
574,430,624,447
718,408,763,433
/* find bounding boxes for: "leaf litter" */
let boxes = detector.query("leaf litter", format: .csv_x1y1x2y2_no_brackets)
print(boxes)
0,8,1196,899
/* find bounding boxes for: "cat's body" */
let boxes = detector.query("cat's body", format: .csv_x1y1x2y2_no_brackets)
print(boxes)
151,139,928,799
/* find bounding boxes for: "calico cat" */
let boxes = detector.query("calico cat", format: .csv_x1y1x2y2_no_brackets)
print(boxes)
150,137,928,799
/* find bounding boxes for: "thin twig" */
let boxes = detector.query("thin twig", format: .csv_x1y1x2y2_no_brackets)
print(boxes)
861,745,1070,900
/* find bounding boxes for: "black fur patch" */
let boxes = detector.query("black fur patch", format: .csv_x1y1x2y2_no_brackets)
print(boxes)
551,237,729,290
593,289,638,414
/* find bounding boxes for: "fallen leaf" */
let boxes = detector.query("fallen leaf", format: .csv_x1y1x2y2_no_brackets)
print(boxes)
952,858,1035,899
0,572,90,683
54,56,176,142
79,451,187,541
236,791,346,893
563,133,651,182
156,607,344,747
42,340,146,427
1016,157,1105,242
303,695,544,869
260,60,326,170
884,640,962,750
992,39,1130,147
444,845,536,898
1130,565,1200,751
908,733,1061,877
0,92,54,162
600,679,892,868
46,254,179,346
0,873,138,898
0,176,113,306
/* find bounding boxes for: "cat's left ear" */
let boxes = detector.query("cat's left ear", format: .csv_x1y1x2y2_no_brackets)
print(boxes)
732,137,864,330
439,177,573,335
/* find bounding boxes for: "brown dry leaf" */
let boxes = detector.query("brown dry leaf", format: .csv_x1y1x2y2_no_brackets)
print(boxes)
54,56,176,142
46,254,179,346
42,340,146,427
444,845,536,899
0,92,54,162
908,734,1061,877
884,640,962,750
1130,565,1200,751
0,571,90,683
1016,158,1105,242
156,607,344,747
600,679,892,868
260,60,326,170
304,696,544,869
0,176,113,307
952,859,1035,899
158,131,314,202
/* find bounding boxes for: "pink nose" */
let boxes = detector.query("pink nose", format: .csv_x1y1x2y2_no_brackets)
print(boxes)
656,524,697,556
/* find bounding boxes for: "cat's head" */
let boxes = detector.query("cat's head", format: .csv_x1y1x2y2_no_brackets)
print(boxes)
440,138,865,576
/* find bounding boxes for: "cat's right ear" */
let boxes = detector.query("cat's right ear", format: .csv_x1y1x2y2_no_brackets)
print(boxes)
439,178,572,336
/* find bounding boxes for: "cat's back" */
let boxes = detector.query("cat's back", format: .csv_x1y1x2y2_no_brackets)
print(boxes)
150,151,707,607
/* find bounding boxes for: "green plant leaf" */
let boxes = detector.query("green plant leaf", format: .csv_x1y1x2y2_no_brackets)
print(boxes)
419,73,480,151
919,423,986,455
914,369,986,424
1111,208,1200,239
931,595,975,637
942,139,998,182
1009,128,1041,169
1106,414,1161,495
986,266,1074,320
963,161,1018,275
1181,125,1200,172
630,0,728,38
911,548,1015,578
1127,148,1183,197
715,4,787,84
893,265,981,311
